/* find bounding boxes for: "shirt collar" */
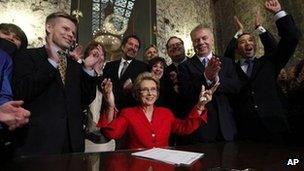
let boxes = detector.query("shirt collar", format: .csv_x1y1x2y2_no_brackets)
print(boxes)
240,57,255,65
45,43,66,58
172,56,187,66
197,52,212,63
120,57,133,65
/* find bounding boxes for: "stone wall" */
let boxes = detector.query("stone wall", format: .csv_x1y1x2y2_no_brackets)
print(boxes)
156,0,215,63
0,0,71,47
0,0,302,66
282,0,304,66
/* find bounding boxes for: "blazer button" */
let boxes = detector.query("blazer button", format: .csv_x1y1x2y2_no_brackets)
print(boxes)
254,105,258,109
152,133,156,143
251,91,255,95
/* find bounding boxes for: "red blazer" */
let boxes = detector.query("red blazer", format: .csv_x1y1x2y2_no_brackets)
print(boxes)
97,106,207,149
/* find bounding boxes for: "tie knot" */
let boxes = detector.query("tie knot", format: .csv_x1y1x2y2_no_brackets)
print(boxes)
245,58,254,64
57,50,68,58
201,58,207,67
120,61,129,78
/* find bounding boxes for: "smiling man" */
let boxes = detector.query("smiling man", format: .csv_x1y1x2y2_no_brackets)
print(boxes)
12,12,100,156
231,0,300,142
102,35,148,110
177,24,240,143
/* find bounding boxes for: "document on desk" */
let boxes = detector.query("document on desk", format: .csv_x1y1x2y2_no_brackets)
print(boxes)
131,148,204,165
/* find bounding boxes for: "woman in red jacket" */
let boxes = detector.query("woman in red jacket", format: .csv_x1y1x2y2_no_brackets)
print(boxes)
97,72,218,149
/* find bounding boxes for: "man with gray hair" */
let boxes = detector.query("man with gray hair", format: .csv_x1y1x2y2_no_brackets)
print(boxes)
178,24,240,143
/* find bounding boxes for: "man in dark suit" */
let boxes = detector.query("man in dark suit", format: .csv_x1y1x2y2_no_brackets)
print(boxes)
162,36,188,118
102,35,148,110
12,12,99,156
178,25,241,143
230,0,300,142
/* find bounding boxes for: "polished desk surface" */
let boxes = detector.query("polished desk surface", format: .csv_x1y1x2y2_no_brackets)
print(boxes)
3,141,304,171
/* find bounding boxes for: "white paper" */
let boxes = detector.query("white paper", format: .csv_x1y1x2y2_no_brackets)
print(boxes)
131,148,204,165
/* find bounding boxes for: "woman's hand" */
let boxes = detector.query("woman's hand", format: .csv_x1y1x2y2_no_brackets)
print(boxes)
84,45,103,70
196,82,220,113
101,78,115,108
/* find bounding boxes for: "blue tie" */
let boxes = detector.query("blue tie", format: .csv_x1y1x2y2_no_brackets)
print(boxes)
202,58,207,68
245,59,254,77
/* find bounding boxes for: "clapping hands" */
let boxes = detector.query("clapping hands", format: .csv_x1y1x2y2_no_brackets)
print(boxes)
0,101,30,130
84,45,104,71
204,57,221,81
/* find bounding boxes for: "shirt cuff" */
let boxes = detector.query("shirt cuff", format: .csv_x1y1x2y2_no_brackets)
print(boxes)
47,58,59,68
83,67,96,77
255,26,267,34
234,30,243,39
274,10,287,21
77,59,83,64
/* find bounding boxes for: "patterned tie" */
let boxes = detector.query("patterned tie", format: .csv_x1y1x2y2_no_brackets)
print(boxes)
57,51,67,84
120,61,129,78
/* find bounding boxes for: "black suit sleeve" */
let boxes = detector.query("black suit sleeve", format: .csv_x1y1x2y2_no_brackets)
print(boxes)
224,37,237,60
268,15,301,74
80,70,98,106
260,30,277,56
217,57,242,95
12,49,57,102
177,61,206,103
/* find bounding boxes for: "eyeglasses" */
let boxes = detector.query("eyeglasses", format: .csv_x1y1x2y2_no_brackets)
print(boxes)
168,42,183,50
140,87,158,94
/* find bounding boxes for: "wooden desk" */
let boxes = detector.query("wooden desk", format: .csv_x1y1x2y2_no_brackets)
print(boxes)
3,141,304,171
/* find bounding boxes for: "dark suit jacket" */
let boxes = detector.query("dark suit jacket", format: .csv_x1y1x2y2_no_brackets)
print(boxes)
229,15,300,139
102,59,148,109
12,47,97,156
178,55,241,142
161,61,189,119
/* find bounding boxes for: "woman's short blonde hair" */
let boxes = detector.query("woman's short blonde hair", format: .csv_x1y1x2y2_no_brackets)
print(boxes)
133,72,160,101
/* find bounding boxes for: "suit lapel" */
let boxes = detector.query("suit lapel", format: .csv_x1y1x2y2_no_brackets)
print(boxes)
120,59,135,80
250,58,262,79
64,57,79,89
191,55,205,73
111,60,120,80
236,61,249,80
41,46,66,89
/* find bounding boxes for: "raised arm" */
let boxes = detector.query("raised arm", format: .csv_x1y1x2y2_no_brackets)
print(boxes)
255,7,278,55
96,78,129,139
101,78,116,122
224,16,243,60
265,0,301,72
